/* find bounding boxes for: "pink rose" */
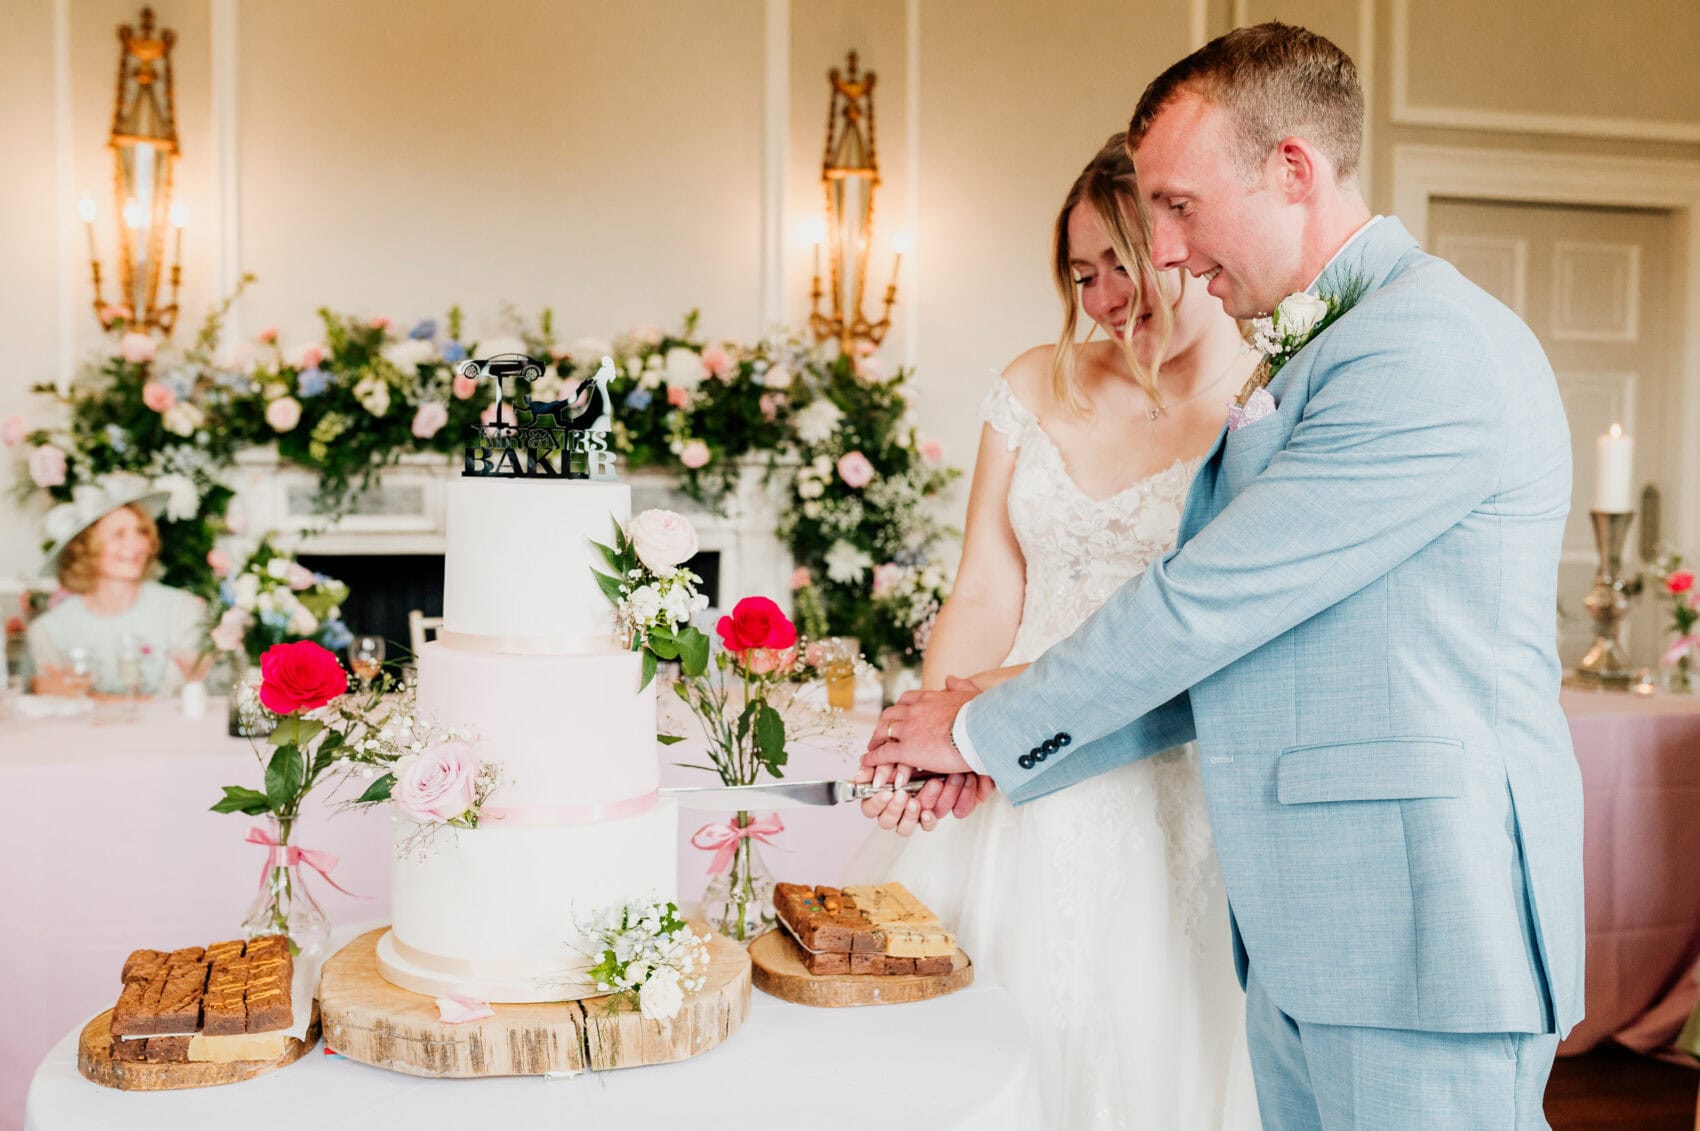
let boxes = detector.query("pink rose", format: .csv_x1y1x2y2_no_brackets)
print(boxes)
872,562,902,597
28,445,66,488
265,396,302,432
257,327,278,345
480,402,500,425
368,315,392,331
210,606,249,651
680,439,711,469
120,332,157,364
701,346,735,381
716,596,797,652
1668,571,1695,595
920,438,944,464
854,356,887,382
142,381,177,413
854,340,877,358
1,415,25,446
452,371,479,400
286,562,317,591
759,392,784,422
628,509,700,573
290,342,326,369
412,401,449,439
666,384,691,408
790,566,812,590
207,548,233,577
836,450,875,489
394,743,481,823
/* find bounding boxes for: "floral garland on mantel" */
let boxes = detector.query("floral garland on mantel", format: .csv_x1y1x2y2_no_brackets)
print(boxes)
5,287,959,666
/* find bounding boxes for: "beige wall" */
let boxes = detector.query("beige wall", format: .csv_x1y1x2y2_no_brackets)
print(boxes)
3,0,1698,579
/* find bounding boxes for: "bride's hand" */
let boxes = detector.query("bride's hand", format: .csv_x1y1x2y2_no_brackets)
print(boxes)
965,663,1028,692
854,763,999,835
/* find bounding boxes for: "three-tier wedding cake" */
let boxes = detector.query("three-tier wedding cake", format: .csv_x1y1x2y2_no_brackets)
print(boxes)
374,474,678,1003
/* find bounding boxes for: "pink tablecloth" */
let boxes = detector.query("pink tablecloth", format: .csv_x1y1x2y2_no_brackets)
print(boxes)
1560,686,1700,1056
0,694,882,1131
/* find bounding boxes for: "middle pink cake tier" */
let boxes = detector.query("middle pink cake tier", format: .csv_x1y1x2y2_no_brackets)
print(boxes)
415,640,658,817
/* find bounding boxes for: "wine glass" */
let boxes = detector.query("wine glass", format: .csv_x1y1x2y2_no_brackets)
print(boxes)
349,635,386,688
112,634,144,720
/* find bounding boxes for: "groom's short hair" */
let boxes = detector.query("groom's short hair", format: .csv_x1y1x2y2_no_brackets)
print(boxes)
1128,22,1362,184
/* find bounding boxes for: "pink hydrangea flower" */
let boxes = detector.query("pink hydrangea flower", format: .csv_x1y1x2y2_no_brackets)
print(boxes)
0,415,25,446
206,548,233,577
666,384,691,408
836,450,875,489
680,439,711,469
28,444,66,488
412,401,449,439
142,381,177,413
701,346,735,381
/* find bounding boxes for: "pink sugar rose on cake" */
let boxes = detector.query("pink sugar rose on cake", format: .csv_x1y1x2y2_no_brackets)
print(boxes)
394,742,480,823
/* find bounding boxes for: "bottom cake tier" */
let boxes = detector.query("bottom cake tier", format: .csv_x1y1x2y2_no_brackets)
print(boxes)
380,800,678,1003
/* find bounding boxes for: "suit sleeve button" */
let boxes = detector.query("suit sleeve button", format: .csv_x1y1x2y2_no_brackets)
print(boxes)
1018,754,1035,770
1057,733,1072,747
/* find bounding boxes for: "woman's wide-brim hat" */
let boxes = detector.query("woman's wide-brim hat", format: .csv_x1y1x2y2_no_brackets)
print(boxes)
38,476,171,581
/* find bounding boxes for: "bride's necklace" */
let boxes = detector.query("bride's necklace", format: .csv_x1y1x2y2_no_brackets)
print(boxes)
1145,347,1255,421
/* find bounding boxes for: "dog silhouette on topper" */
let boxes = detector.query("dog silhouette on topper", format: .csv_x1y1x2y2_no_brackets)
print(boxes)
460,353,614,433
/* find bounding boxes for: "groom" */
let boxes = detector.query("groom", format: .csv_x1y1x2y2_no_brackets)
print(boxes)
865,22,1582,1129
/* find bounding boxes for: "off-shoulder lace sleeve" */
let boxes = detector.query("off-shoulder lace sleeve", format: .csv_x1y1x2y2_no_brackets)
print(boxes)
980,380,1036,452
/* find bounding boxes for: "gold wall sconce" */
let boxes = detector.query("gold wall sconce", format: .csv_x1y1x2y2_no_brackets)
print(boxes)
81,6,187,336
809,51,901,354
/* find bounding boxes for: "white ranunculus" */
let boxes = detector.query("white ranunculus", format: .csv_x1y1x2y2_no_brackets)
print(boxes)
627,584,662,622
660,585,693,625
382,337,437,373
638,965,685,1022
628,509,699,573
161,402,204,437
1275,292,1328,339
153,473,199,521
663,347,702,391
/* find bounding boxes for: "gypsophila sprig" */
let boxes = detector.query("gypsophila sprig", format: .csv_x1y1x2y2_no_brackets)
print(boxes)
579,900,710,1023
1249,271,1371,380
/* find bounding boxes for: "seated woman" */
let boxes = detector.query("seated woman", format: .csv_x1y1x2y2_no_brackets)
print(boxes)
28,486,206,698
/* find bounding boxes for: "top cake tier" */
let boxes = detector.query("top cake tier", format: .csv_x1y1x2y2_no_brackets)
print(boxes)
441,477,629,651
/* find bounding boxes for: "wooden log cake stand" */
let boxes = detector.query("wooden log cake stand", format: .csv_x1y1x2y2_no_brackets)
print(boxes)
318,927,751,1076
77,1003,320,1091
748,928,973,1008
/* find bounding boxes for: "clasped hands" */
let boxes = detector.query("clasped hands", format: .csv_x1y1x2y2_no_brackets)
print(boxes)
856,675,997,837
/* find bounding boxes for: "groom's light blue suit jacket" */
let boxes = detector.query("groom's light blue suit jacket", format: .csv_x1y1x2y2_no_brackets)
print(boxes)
968,217,1584,1036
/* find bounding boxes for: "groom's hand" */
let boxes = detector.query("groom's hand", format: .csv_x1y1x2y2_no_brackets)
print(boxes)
863,677,981,774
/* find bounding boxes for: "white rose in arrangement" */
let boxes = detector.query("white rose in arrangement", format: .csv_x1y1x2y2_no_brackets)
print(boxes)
1274,292,1328,339
267,558,293,580
382,337,437,373
825,539,874,584
233,572,261,611
354,375,392,417
628,509,699,574
638,964,685,1022
793,400,842,445
394,741,481,823
265,396,303,432
161,402,204,437
663,347,702,391
761,362,793,389
152,473,199,521
286,604,319,637
627,584,662,623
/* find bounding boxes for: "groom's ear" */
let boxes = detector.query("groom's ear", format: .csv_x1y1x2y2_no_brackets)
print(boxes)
1271,136,1325,203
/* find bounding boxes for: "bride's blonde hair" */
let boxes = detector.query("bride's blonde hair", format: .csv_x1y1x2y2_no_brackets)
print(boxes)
1050,132,1176,415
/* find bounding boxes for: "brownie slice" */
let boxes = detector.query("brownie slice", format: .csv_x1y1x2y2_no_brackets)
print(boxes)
155,962,208,1032
120,949,168,985
202,954,251,1036
112,966,171,1035
802,950,851,975
141,1035,191,1063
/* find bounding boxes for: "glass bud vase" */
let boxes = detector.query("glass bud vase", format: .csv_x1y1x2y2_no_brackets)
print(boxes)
700,811,777,943
1669,655,1697,696
240,816,329,958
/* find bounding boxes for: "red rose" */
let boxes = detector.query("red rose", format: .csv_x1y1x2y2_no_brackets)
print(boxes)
258,641,348,715
1668,571,1695,595
716,596,797,653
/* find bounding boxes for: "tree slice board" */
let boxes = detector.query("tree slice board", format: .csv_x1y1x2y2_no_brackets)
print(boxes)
77,1004,320,1091
319,925,750,1077
748,928,973,1007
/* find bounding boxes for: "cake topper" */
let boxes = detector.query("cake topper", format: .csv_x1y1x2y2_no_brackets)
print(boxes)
459,353,617,480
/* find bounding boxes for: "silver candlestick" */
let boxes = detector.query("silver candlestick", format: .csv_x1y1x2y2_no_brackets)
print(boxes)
1571,509,1637,689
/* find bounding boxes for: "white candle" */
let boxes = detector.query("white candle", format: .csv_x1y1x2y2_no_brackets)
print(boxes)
1595,423,1635,512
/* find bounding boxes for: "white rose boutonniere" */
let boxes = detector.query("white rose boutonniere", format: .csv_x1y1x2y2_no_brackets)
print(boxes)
1275,292,1328,338
1246,271,1372,389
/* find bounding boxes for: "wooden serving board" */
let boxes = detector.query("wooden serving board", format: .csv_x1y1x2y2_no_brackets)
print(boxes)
749,928,973,1007
77,1004,319,1091
319,926,750,1077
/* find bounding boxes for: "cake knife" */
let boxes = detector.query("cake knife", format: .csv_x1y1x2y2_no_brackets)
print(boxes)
661,775,943,810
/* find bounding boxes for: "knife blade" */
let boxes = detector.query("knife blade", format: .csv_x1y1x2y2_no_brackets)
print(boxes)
660,774,942,811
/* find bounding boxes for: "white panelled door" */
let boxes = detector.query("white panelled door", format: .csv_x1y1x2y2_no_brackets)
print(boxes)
1430,199,1679,668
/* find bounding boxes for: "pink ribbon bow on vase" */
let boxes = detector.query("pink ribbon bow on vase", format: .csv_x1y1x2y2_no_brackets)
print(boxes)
689,813,785,874
247,825,361,897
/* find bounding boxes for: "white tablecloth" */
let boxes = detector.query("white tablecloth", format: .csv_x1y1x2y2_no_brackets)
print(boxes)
24,924,1041,1131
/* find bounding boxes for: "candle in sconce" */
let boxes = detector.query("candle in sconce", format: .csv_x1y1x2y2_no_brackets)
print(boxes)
1595,423,1635,513
169,202,189,265
76,197,98,260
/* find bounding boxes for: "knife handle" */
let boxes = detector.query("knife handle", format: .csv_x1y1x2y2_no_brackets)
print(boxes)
846,773,945,801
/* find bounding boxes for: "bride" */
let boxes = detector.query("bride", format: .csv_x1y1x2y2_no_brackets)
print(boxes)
857,133,1262,1130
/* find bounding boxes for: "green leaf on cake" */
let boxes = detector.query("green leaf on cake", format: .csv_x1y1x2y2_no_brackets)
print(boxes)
590,537,623,573
210,785,273,815
592,569,627,606
677,627,709,677
264,745,306,812
356,773,396,804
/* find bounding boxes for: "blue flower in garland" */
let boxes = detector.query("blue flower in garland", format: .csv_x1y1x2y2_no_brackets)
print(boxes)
298,367,330,397
318,618,353,651
624,388,653,411
219,580,236,606
104,423,129,453
440,340,467,363
260,609,290,631
409,319,437,341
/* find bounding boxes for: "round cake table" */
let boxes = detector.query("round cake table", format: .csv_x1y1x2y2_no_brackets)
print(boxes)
25,925,1041,1131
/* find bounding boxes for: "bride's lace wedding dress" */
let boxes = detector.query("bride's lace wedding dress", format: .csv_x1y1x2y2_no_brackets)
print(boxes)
878,381,1260,1130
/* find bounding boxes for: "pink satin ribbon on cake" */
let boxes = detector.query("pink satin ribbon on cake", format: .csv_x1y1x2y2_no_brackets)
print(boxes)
247,825,361,897
390,935,581,982
690,812,785,873
435,629,618,655
479,789,659,828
